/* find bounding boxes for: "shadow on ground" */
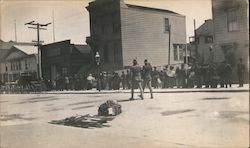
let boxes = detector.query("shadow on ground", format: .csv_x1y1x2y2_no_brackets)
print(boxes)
161,109,195,116
0,114,36,121
15,96,63,104
202,97,230,100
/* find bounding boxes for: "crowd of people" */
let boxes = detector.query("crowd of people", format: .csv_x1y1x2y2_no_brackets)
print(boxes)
49,58,245,91
0,58,246,94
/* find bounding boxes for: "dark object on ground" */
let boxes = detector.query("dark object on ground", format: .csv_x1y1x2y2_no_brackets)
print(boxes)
49,114,114,128
98,100,122,116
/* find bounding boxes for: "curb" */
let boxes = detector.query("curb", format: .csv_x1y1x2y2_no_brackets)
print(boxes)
35,89,249,94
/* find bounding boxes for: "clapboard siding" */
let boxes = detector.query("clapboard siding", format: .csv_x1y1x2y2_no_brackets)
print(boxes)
212,0,249,63
120,6,186,67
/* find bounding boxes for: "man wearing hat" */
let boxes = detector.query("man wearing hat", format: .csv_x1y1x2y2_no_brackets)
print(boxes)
237,58,245,87
130,59,144,100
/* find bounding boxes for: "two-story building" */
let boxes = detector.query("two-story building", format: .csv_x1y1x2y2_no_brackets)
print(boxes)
41,40,92,81
86,0,186,70
212,0,249,81
189,19,214,64
0,45,37,83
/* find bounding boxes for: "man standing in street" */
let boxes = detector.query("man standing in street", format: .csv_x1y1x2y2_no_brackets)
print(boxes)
130,59,144,100
142,59,153,99
121,71,126,90
237,58,245,87
86,73,95,90
224,61,232,88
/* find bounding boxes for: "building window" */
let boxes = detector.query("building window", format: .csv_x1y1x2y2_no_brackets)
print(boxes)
104,44,109,63
112,20,118,34
164,18,170,32
11,63,13,71
102,25,105,35
18,61,21,70
113,42,119,63
48,47,61,57
112,13,119,34
195,37,200,44
25,59,28,70
15,62,18,70
62,67,68,76
205,36,213,43
227,8,239,32
173,44,185,61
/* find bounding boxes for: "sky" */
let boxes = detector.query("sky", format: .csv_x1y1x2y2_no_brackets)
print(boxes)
0,0,212,44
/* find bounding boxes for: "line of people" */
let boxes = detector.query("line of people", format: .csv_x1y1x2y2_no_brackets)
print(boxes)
128,58,246,100
42,58,246,92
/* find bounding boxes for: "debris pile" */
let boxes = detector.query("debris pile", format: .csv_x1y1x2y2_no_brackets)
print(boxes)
49,114,114,128
98,100,122,116
49,100,122,128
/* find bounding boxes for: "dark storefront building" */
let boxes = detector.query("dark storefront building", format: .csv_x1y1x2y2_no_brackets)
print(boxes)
41,40,92,81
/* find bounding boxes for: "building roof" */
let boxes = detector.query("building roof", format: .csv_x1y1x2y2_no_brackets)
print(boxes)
0,49,10,60
42,40,71,47
74,45,91,54
196,19,213,36
13,45,38,55
126,4,181,15
0,40,15,50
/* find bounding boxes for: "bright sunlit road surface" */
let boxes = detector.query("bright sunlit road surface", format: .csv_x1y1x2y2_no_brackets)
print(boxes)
0,89,249,148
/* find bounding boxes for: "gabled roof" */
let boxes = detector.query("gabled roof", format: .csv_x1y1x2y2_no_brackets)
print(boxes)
13,45,38,55
0,49,10,60
0,46,37,62
196,19,213,36
0,40,15,50
74,45,91,54
126,4,181,15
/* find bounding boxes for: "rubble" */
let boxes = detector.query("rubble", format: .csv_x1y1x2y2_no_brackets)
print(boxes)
49,114,114,128
49,100,122,128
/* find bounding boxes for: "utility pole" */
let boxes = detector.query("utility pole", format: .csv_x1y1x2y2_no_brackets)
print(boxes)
52,10,55,42
194,19,198,62
25,21,51,80
14,19,17,42
168,25,171,65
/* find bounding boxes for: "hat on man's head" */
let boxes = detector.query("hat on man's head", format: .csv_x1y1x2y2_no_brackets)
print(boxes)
133,59,138,65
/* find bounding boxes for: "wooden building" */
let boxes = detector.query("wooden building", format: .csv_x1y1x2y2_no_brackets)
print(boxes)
189,19,214,64
41,40,92,81
86,0,186,70
0,45,37,83
212,0,249,81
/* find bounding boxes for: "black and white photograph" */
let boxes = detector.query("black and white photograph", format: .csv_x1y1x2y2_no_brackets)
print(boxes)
0,0,249,147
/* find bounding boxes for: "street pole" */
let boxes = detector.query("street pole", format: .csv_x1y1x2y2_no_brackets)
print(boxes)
25,21,51,80
37,24,42,80
52,10,55,42
194,19,198,62
185,44,188,64
98,65,101,92
95,52,101,92
14,19,17,42
168,25,171,65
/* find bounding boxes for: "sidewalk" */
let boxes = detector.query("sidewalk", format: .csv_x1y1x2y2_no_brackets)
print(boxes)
41,84,249,94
